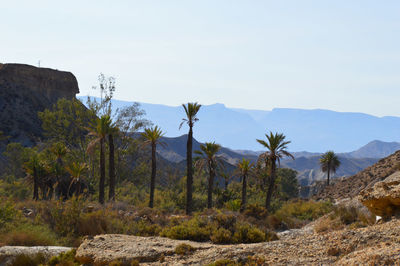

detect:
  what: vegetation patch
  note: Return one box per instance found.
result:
[174,243,196,255]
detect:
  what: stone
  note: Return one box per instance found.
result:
[0,246,72,266]
[360,171,400,217]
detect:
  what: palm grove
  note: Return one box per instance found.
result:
[0,74,340,215]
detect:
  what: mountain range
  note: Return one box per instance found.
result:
[155,134,399,186]
[78,97,400,152]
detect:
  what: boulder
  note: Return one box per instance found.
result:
[360,171,400,217]
[75,234,214,265]
[0,246,72,266]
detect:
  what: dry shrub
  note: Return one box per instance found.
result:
[314,216,343,233]
[77,211,109,236]
[175,243,196,255]
[1,224,58,246]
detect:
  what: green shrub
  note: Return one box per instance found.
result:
[210,228,232,244]
[0,223,58,246]
[274,200,333,228]
[0,201,18,228]
[48,249,79,266]
[243,204,268,219]
[161,216,211,242]
[174,243,196,255]
[11,253,46,266]
[232,223,266,243]
[224,199,241,212]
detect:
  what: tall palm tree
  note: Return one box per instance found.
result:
[257,132,294,210]
[194,142,222,209]
[25,154,47,201]
[66,162,87,196]
[180,102,201,215]
[141,126,166,208]
[319,151,341,185]
[236,158,254,212]
[87,115,112,204]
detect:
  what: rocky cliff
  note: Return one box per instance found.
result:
[0,63,79,145]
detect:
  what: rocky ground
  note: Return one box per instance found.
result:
[75,217,400,265]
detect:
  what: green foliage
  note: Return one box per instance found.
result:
[174,243,196,255]
[0,223,58,246]
[275,200,333,228]
[0,201,18,228]
[10,253,46,266]
[232,223,265,243]
[48,249,79,266]
[161,216,211,242]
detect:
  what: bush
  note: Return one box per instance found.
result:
[0,224,58,246]
[274,200,333,228]
[210,228,232,244]
[232,223,266,243]
[0,201,19,228]
[48,249,79,266]
[161,216,211,242]
[11,253,46,266]
[174,243,196,255]
[243,204,268,219]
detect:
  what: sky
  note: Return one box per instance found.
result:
[2,0,400,117]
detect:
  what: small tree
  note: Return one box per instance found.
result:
[319,151,341,185]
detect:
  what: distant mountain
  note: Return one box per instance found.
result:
[342,140,400,159]
[78,97,400,152]
[148,135,398,186]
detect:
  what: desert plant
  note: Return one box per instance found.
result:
[235,158,254,212]
[175,243,196,255]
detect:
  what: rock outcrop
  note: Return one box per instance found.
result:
[0,63,79,145]
[360,171,400,217]
[75,219,400,265]
[0,246,72,266]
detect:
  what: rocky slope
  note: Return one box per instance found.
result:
[74,218,400,265]
[0,63,79,146]
[315,150,400,200]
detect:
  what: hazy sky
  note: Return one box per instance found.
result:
[2,1,400,117]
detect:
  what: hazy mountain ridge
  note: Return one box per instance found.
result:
[78,97,400,152]
[155,134,398,186]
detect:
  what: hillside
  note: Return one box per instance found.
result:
[315,150,400,200]
[79,97,400,152]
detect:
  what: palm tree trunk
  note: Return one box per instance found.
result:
[265,161,276,211]
[207,164,214,209]
[33,168,39,201]
[327,169,330,186]
[186,127,193,215]
[240,174,247,212]
[149,143,156,208]
[99,138,105,204]
[108,134,115,201]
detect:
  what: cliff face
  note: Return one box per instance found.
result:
[0,63,79,145]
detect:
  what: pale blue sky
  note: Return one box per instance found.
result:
[2,0,400,116]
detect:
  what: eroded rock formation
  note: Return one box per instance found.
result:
[0,63,79,145]
[360,171,400,217]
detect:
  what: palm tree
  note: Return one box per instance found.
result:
[87,114,112,204]
[194,142,222,209]
[319,151,341,185]
[141,126,166,208]
[236,158,254,212]
[66,162,87,196]
[25,154,47,201]
[257,132,294,210]
[180,102,201,215]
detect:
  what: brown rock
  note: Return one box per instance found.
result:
[0,63,80,145]
[360,171,400,217]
